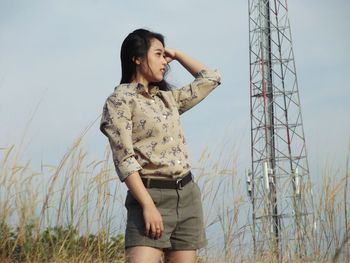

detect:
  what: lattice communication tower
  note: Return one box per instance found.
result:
[247,0,314,260]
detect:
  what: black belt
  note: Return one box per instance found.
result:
[141,172,193,189]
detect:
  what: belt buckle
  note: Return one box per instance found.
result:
[176,178,183,190]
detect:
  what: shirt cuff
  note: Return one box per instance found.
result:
[116,156,142,182]
[194,69,221,84]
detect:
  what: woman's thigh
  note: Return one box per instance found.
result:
[164,250,196,263]
[125,246,163,263]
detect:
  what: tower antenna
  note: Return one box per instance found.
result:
[248,0,314,260]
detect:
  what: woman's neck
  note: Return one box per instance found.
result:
[132,73,149,92]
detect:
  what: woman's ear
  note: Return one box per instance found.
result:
[133,56,142,65]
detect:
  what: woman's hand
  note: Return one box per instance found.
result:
[164,48,209,76]
[143,203,164,240]
[164,47,177,63]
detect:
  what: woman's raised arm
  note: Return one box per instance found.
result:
[164,48,210,76]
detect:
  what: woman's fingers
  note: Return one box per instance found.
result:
[157,221,164,239]
[150,221,163,239]
[164,47,177,63]
[150,223,157,239]
[154,220,164,239]
[144,222,151,236]
[155,228,161,239]
[147,224,156,239]
[143,204,164,239]
[164,47,176,58]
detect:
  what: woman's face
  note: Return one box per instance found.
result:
[136,38,167,84]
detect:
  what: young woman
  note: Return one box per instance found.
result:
[100,29,221,263]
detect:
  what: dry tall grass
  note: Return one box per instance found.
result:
[0,132,349,262]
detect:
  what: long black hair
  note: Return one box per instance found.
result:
[119,28,171,91]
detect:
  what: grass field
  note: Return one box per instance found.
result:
[0,134,349,262]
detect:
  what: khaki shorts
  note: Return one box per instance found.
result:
[124,180,207,250]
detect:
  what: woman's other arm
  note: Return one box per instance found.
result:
[125,172,164,240]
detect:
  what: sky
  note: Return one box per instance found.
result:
[0,0,349,184]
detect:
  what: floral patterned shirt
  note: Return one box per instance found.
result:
[100,69,221,182]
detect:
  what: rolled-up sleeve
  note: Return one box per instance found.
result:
[171,69,221,114]
[100,95,142,182]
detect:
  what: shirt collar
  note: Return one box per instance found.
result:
[134,83,160,97]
